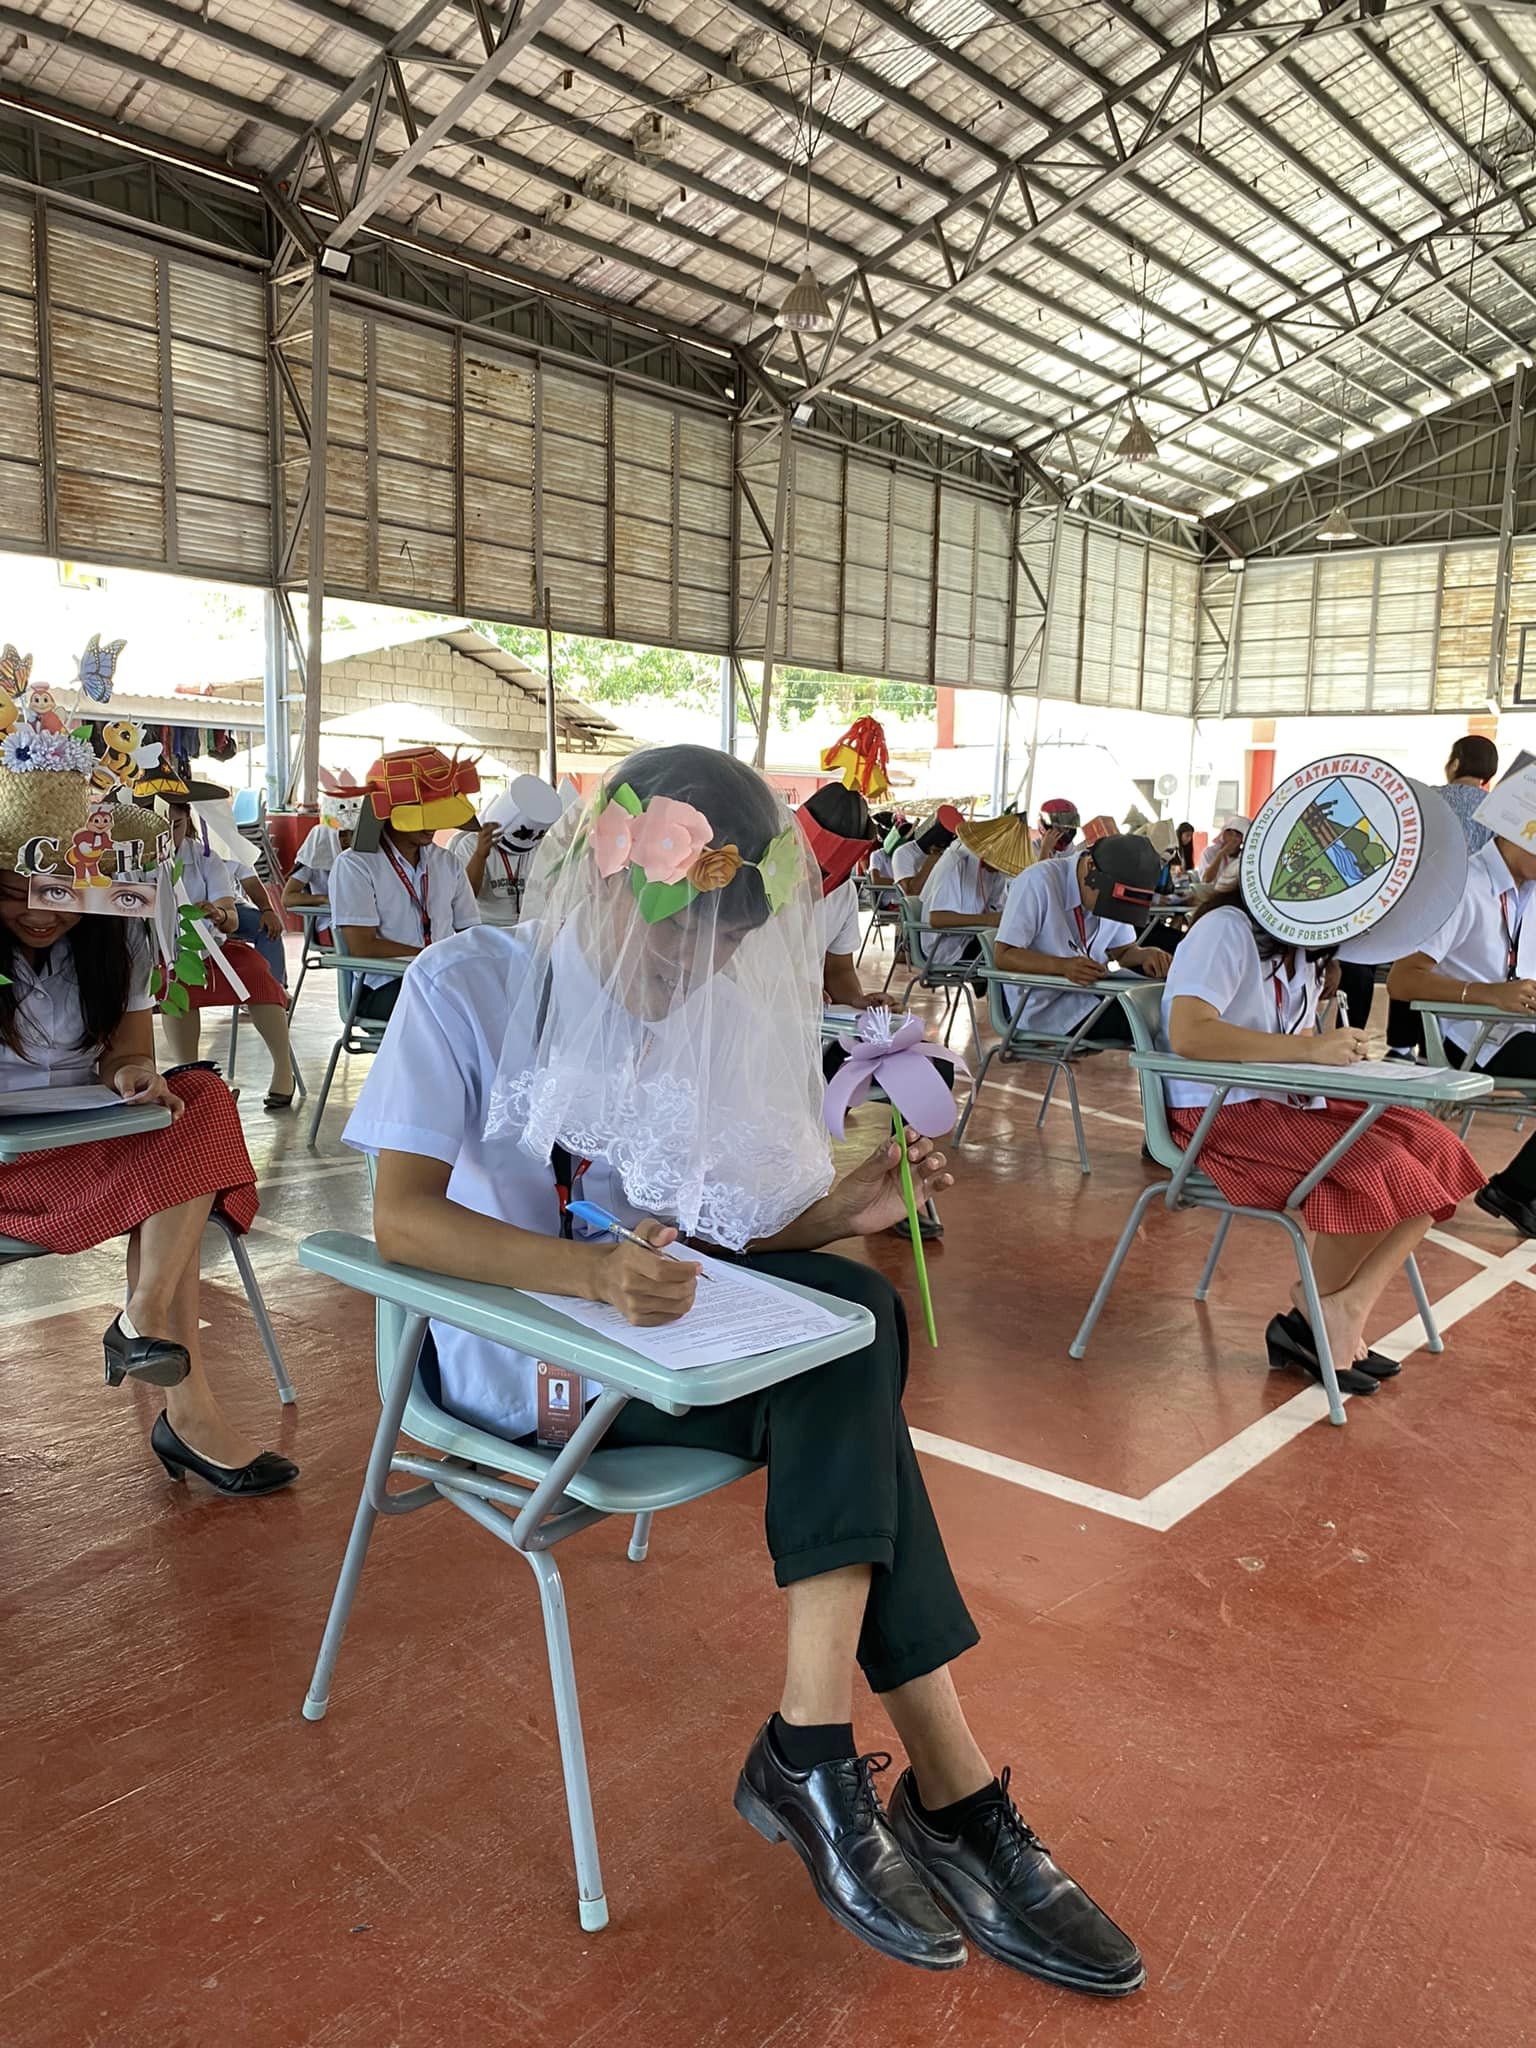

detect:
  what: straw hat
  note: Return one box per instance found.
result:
[0,765,95,868]
[957,811,1034,877]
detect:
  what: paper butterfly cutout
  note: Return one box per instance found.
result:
[0,645,32,697]
[76,634,127,704]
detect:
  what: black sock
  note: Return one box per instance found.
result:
[912,1778,1006,1833]
[769,1713,856,1772]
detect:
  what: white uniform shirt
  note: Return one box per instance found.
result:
[996,857,1134,1033]
[816,879,862,960]
[173,839,237,906]
[869,848,894,884]
[1418,839,1536,1065]
[1199,843,1241,890]
[0,934,154,1095]
[891,841,925,888]
[330,841,480,988]
[1160,906,1322,1110]
[920,844,1007,965]
[448,829,535,927]
[344,925,645,1441]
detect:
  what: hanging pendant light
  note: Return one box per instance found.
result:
[1319,503,1359,542]
[1116,407,1157,462]
[775,263,834,333]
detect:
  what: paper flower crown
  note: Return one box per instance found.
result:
[579,780,803,924]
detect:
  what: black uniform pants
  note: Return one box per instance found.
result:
[443,1252,979,1696]
[1445,1031,1536,1198]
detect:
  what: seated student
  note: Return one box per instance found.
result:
[1171,821,1198,881]
[449,773,564,927]
[867,810,898,886]
[346,744,1142,1992]
[798,781,881,1009]
[921,812,1031,968]
[1388,771,1536,1238]
[1386,734,1500,1060]
[329,747,481,1024]
[892,807,959,897]
[281,804,359,943]
[138,770,296,1112]
[0,756,295,1496]
[1162,886,1484,1394]
[995,834,1169,1043]
[1197,815,1249,889]
[1034,797,1080,861]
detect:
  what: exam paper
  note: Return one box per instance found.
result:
[1334,1059,1460,1082]
[525,1248,863,1371]
[0,1083,124,1117]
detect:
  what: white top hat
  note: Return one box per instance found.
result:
[485,773,563,847]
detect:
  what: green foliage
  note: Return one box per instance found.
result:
[469,620,935,731]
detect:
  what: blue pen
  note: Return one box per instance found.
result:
[565,1199,711,1280]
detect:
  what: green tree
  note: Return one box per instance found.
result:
[470,620,933,729]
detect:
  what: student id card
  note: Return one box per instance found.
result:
[535,1361,579,1449]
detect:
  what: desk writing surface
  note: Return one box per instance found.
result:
[0,1101,173,1160]
[1129,1051,1493,1105]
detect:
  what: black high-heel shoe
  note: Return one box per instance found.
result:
[150,1413,299,1497]
[1264,1313,1379,1395]
[1282,1307,1400,1380]
[103,1316,190,1389]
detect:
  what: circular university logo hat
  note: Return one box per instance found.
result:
[1241,756,1467,963]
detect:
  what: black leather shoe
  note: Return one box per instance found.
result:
[151,1413,298,1497]
[734,1724,966,1970]
[103,1315,190,1389]
[1281,1308,1399,1379]
[889,1768,1144,1996]
[1476,1180,1536,1240]
[1264,1313,1378,1395]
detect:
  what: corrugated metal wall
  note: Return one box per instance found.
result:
[735,431,1016,692]
[1225,540,1536,715]
[0,199,269,581]
[1040,516,1201,715]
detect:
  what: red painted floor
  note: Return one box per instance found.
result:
[4,974,1535,2046]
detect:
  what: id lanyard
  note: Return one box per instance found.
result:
[495,846,524,908]
[383,840,430,945]
[1071,902,1091,958]
[552,1143,592,1236]
[1270,957,1310,1035]
[1499,892,1521,981]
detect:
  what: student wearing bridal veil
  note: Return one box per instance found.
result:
[345,744,1141,1994]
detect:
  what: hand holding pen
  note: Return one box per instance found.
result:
[569,1199,706,1328]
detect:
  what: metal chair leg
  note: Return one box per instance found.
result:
[303,1314,427,1720]
[226,1009,240,1083]
[1064,1063,1090,1175]
[210,1211,295,1403]
[628,1511,653,1562]
[1194,1213,1233,1302]
[953,1044,1000,1144]
[526,1546,609,1931]
[1069,1182,1163,1358]
[1035,1059,1062,1129]
[1284,1223,1347,1427]
[1405,1252,1443,1353]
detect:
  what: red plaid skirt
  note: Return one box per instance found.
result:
[0,1067,258,1253]
[158,941,288,1013]
[1169,1097,1485,1235]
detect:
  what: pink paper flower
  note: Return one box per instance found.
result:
[629,796,713,886]
[590,802,635,877]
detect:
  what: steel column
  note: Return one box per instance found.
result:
[261,589,290,814]
[304,272,330,808]
[1488,364,1527,707]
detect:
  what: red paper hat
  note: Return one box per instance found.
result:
[365,746,480,831]
[820,716,890,800]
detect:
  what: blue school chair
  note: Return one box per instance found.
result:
[1068,984,1489,1427]
[305,955,409,1150]
[0,1104,294,1405]
[954,936,1162,1168]
[883,893,981,1049]
[1413,1000,1536,1139]
[296,1228,874,1932]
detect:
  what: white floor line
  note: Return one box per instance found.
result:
[1425,1226,1500,1268]
[915,1238,1536,1531]
[973,1074,1145,1131]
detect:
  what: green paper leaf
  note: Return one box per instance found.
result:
[630,860,647,903]
[175,950,207,985]
[609,782,643,817]
[636,878,698,924]
[161,982,189,1016]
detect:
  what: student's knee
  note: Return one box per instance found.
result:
[761,1252,910,1397]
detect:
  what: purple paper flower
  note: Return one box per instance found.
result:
[824,1004,969,1140]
